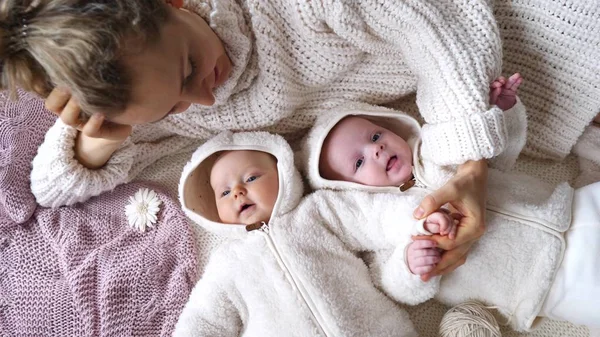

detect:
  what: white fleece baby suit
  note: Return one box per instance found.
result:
[175,131,440,336]
[301,102,575,332]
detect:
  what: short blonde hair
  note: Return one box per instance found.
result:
[0,0,168,117]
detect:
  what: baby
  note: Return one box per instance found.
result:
[301,75,600,330]
[174,131,445,336]
[318,74,522,272]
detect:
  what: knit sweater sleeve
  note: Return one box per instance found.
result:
[312,189,439,305]
[30,120,199,207]
[314,0,504,165]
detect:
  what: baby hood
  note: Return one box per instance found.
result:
[300,102,431,192]
[179,131,304,239]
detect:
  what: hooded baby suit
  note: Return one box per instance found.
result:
[175,131,441,337]
[301,102,573,332]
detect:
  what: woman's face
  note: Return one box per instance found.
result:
[113,6,232,125]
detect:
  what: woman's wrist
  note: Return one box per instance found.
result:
[74,131,123,169]
[457,159,488,178]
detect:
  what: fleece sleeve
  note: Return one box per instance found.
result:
[173,255,242,337]
[311,189,439,305]
[30,120,199,207]
[317,0,506,165]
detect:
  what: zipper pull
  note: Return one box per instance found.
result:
[259,221,269,234]
[245,221,269,233]
[399,174,416,192]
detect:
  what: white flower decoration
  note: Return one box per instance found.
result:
[125,188,162,232]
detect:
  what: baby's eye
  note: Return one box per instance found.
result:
[246,176,257,183]
[355,158,364,170]
[221,190,230,197]
[371,132,381,142]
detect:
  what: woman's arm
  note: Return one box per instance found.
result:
[413,159,488,281]
[32,89,201,207]
[316,0,504,165]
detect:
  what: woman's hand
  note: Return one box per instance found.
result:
[45,87,132,169]
[412,159,488,281]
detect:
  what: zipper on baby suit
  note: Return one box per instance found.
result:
[246,221,331,337]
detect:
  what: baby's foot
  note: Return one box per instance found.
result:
[490,73,522,111]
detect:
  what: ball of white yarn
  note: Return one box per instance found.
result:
[439,301,501,337]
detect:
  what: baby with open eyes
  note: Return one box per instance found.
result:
[301,74,600,331]
[174,130,443,336]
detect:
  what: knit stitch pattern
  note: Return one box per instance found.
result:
[494,0,600,160]
[0,182,198,337]
[31,0,506,207]
[0,89,56,223]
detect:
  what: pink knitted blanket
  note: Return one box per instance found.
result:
[0,90,198,336]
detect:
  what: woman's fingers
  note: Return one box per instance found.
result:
[420,241,473,281]
[81,113,105,138]
[431,241,472,274]
[44,88,71,115]
[413,183,457,219]
[414,215,484,250]
[60,98,86,129]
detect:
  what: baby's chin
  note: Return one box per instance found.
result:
[387,171,413,187]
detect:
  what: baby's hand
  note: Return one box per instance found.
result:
[424,210,456,239]
[489,73,522,111]
[407,240,441,275]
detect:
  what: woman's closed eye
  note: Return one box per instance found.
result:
[371,132,381,142]
[183,57,197,87]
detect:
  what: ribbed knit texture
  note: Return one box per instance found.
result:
[0,89,56,223]
[494,0,600,160]
[0,182,198,337]
[31,0,507,207]
[0,91,199,336]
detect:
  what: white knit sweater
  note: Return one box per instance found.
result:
[175,131,438,336]
[31,0,507,207]
[492,0,600,161]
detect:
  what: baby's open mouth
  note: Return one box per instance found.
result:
[239,203,255,213]
[386,156,397,171]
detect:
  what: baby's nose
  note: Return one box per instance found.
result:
[232,186,246,197]
[372,143,384,157]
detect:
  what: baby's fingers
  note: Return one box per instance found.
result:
[506,73,523,91]
[409,239,437,250]
[415,254,441,266]
[411,264,436,276]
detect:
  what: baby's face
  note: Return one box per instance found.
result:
[320,116,413,186]
[210,151,279,225]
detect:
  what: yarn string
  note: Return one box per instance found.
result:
[439,301,502,337]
